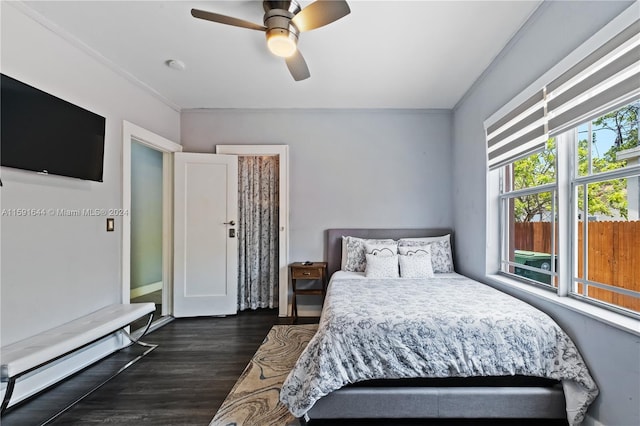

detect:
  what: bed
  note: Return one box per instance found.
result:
[280,228,598,425]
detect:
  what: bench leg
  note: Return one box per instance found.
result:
[123,311,156,348]
[2,312,159,424]
[1,377,16,413]
[39,316,159,425]
[119,310,158,358]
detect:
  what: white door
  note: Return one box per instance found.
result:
[173,153,238,317]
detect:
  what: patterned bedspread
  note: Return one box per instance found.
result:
[280,274,598,425]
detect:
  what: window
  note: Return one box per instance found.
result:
[487,7,639,320]
[498,103,640,317]
[499,138,559,289]
[571,104,640,314]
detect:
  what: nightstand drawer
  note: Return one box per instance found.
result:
[291,267,323,279]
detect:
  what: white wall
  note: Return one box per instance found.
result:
[181,108,453,261]
[452,1,638,425]
[0,2,179,401]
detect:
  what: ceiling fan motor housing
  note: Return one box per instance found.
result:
[191,0,349,80]
[263,1,301,15]
[263,1,301,57]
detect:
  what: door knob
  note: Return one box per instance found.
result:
[224,220,236,226]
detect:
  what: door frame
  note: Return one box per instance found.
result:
[122,121,182,316]
[216,145,290,317]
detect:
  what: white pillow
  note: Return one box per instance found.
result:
[398,235,453,273]
[365,253,399,278]
[364,240,398,257]
[399,253,434,278]
[342,237,398,272]
[398,244,431,257]
[398,246,431,256]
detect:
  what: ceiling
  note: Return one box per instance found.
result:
[19,1,542,110]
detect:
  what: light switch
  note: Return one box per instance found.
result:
[106,218,115,232]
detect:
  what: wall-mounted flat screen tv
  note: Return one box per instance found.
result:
[1,73,106,182]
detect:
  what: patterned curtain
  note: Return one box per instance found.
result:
[238,155,279,311]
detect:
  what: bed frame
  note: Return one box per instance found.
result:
[304,228,566,421]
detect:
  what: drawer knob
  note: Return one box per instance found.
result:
[302,272,311,275]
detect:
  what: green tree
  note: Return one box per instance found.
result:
[513,139,556,222]
[576,138,628,219]
[512,103,638,222]
[593,104,639,161]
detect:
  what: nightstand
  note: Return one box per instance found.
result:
[289,262,328,320]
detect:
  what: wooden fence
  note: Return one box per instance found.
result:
[514,221,640,312]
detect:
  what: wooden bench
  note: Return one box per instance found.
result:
[1,303,157,414]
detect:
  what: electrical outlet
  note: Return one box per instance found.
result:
[106,218,115,232]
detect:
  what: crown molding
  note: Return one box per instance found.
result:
[10,1,182,113]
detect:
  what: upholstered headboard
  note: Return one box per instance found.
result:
[325,228,454,278]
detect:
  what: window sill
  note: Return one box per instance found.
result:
[486,274,640,337]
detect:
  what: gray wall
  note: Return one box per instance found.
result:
[181,108,453,261]
[0,3,180,346]
[130,142,163,290]
[452,1,638,425]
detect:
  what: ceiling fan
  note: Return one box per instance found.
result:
[191,0,350,81]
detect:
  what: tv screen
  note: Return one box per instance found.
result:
[1,73,106,182]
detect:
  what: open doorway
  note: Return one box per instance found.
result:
[216,145,290,317]
[122,121,182,332]
[129,141,163,327]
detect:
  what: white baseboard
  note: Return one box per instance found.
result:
[130,281,162,299]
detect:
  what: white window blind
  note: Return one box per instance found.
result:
[486,89,548,169]
[486,16,640,170]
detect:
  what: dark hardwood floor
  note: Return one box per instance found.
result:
[3,309,288,426]
[2,310,567,426]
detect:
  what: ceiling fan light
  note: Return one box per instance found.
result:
[266,30,297,57]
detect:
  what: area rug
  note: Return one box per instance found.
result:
[210,324,318,426]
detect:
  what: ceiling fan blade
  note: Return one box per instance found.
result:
[291,0,350,32]
[285,50,310,81]
[191,9,266,32]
